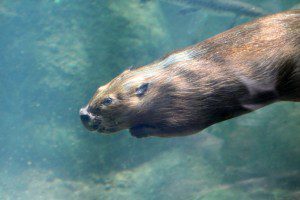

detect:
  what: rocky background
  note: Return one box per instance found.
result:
[0,0,300,199]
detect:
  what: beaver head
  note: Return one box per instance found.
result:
[79,67,152,133]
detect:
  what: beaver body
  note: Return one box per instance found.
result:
[80,10,300,138]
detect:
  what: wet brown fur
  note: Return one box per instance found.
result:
[86,10,300,138]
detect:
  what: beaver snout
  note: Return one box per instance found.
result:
[79,106,101,131]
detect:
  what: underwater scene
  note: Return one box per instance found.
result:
[1,0,300,199]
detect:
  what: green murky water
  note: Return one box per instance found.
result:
[1,0,300,199]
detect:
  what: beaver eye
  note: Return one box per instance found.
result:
[102,97,113,106]
[136,83,149,97]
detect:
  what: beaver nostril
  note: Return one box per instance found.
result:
[79,107,101,131]
[80,113,90,124]
[79,107,90,122]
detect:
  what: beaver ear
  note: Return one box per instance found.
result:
[136,83,149,97]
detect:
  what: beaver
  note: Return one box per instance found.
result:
[80,10,300,138]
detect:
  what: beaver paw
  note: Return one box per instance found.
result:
[129,125,159,138]
[129,126,149,138]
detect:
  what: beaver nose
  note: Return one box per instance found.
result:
[79,107,101,131]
